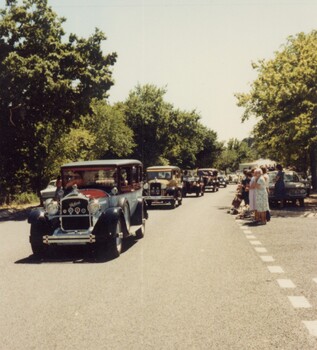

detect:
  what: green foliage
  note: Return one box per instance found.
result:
[124,84,222,169]
[12,192,38,205]
[215,138,255,172]
[236,31,317,178]
[0,0,116,195]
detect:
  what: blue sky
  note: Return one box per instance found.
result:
[3,0,317,142]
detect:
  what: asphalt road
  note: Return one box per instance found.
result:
[1,187,317,349]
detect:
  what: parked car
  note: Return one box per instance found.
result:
[28,160,147,258]
[197,168,219,192]
[143,165,183,208]
[268,170,307,207]
[228,174,239,184]
[218,176,227,188]
[182,170,205,197]
[40,179,57,205]
[297,174,311,197]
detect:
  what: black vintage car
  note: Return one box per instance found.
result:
[28,160,147,259]
[218,176,227,188]
[197,168,219,192]
[182,170,204,197]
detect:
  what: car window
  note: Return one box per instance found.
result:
[147,171,172,180]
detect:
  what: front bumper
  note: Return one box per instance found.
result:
[42,228,95,245]
[144,195,175,202]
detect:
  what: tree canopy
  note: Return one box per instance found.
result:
[0,0,117,198]
[236,31,317,185]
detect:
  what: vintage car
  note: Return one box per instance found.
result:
[28,160,147,258]
[268,170,307,207]
[182,170,205,197]
[143,165,183,208]
[39,179,57,205]
[218,176,227,188]
[197,168,219,192]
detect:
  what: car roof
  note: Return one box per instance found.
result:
[198,168,218,171]
[61,159,142,168]
[146,165,180,171]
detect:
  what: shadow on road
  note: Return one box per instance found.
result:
[0,206,37,222]
[15,236,138,264]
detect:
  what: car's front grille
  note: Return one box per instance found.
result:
[61,197,90,230]
[150,183,162,196]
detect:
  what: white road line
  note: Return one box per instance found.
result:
[246,235,256,239]
[267,266,284,273]
[243,230,252,234]
[260,256,275,262]
[276,279,296,288]
[250,240,262,245]
[303,321,317,337]
[288,296,311,308]
[255,247,267,253]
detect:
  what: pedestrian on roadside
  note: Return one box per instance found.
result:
[260,165,271,221]
[241,169,250,207]
[274,164,285,208]
[248,168,257,221]
[254,168,270,225]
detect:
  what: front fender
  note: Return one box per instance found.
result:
[28,208,47,225]
[93,207,128,241]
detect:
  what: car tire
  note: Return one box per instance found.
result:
[108,219,123,258]
[170,200,176,209]
[30,224,47,258]
[299,198,305,207]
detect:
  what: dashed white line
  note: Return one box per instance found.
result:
[243,230,252,234]
[255,247,267,253]
[276,279,296,288]
[260,255,275,262]
[250,240,262,245]
[267,266,284,273]
[246,235,256,239]
[288,296,311,309]
[303,321,317,337]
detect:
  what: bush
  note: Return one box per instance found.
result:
[12,192,39,205]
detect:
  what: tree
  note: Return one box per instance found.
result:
[236,31,317,187]
[0,0,117,199]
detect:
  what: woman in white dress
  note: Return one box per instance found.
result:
[254,168,270,224]
[248,168,257,220]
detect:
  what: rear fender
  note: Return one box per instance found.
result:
[131,198,148,225]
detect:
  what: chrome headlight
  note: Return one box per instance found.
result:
[46,200,59,215]
[161,183,167,189]
[143,183,149,190]
[88,199,100,215]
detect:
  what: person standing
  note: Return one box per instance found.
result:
[274,164,285,208]
[254,168,270,224]
[248,168,257,221]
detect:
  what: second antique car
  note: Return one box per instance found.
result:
[143,165,183,208]
[182,170,205,197]
[218,175,227,188]
[268,170,307,207]
[28,159,147,259]
[197,168,219,192]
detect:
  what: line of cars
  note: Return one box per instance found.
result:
[31,161,229,259]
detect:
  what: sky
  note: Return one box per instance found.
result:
[3,0,317,142]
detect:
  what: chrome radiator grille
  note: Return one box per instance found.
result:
[150,183,162,196]
[61,197,90,230]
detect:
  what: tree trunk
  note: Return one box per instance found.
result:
[310,144,317,190]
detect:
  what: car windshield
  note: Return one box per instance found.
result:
[268,172,299,183]
[62,167,118,189]
[147,171,172,180]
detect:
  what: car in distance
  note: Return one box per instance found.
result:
[197,168,219,192]
[28,160,147,259]
[268,170,307,207]
[218,176,227,188]
[182,170,204,197]
[143,165,183,208]
[39,179,57,205]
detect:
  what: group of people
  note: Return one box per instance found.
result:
[230,164,285,225]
